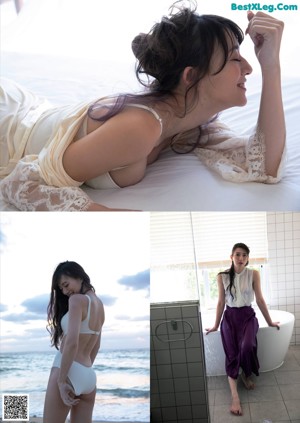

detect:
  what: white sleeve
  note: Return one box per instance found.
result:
[0,157,92,211]
[194,120,285,184]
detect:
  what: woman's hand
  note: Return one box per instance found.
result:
[269,321,280,330]
[58,381,80,407]
[246,11,284,71]
[205,326,218,335]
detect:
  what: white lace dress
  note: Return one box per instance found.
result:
[0,79,92,211]
[0,80,285,211]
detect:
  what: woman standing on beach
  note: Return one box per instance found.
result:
[206,243,280,416]
[44,261,105,423]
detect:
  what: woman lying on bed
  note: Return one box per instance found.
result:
[0,2,285,211]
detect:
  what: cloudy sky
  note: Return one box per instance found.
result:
[0,212,150,352]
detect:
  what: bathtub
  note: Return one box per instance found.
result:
[201,309,295,376]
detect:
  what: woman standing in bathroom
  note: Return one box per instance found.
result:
[206,243,280,416]
[43,261,105,423]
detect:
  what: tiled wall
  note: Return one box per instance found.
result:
[267,212,300,345]
[151,301,209,423]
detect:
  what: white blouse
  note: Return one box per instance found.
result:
[221,267,255,308]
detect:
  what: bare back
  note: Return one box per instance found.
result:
[60,293,105,366]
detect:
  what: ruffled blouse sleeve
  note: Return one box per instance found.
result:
[193,120,285,183]
[0,156,92,211]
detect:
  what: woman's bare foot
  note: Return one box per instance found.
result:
[230,396,243,415]
[241,372,255,390]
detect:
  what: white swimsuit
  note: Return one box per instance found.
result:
[52,295,101,396]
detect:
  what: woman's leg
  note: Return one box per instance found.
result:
[241,371,255,390]
[220,311,240,379]
[221,308,245,415]
[228,376,243,416]
[70,388,97,423]
[240,314,259,388]
[43,367,71,423]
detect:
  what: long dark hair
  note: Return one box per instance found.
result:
[88,1,244,153]
[219,243,250,300]
[47,261,95,349]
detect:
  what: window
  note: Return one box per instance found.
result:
[199,264,269,309]
[150,212,199,302]
[150,212,269,306]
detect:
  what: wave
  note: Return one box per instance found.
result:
[96,387,149,399]
[93,364,148,373]
[0,386,45,394]
[0,367,24,373]
[0,387,150,397]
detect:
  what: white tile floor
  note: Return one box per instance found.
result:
[207,345,300,423]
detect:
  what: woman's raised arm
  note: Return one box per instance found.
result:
[246,11,285,178]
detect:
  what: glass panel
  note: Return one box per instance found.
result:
[151,264,199,303]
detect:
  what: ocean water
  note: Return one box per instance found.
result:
[0,349,149,422]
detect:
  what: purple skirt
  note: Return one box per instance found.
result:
[220,305,259,379]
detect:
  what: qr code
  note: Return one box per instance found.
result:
[2,394,29,421]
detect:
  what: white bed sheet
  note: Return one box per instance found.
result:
[1,51,299,211]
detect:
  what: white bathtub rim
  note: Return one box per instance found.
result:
[203,309,295,376]
[201,308,295,333]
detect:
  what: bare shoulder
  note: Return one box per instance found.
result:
[252,269,260,278]
[95,295,105,324]
[89,107,161,145]
[217,273,223,282]
[118,106,162,143]
[96,295,104,305]
[96,296,105,311]
[68,294,86,308]
[252,269,261,286]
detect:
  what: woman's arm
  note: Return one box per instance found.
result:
[57,296,82,383]
[206,274,225,334]
[246,11,285,177]
[57,295,83,405]
[253,269,280,329]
